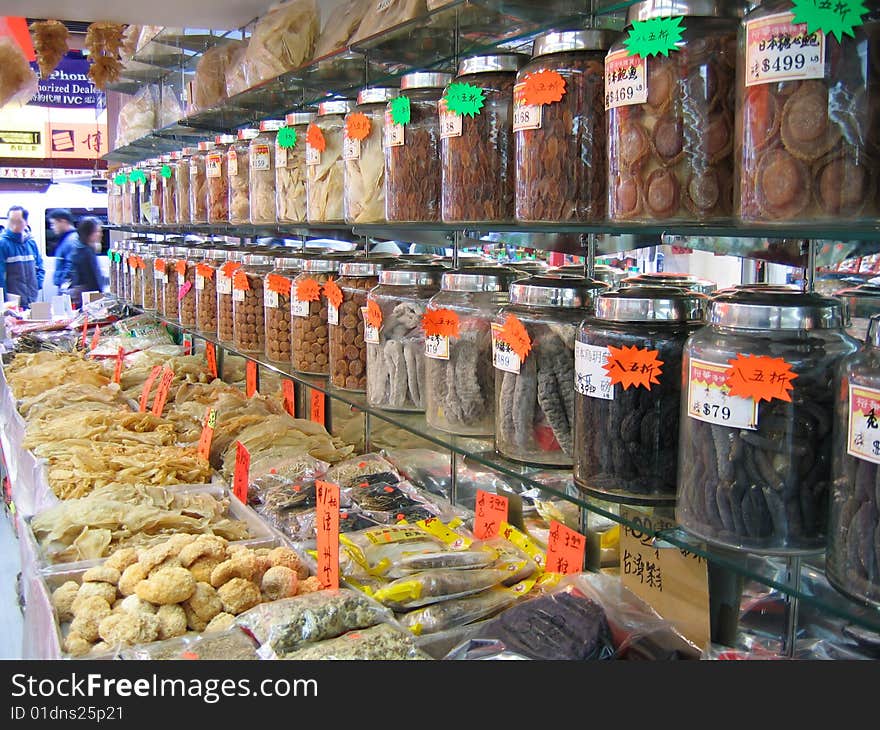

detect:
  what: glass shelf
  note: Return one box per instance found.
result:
[153,28,245,53]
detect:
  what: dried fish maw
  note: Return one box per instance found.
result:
[644,168,680,218]
[30,19,69,79]
[781,81,841,162]
[645,59,674,115]
[755,148,810,220]
[742,85,780,152]
[815,154,872,216]
[651,114,684,165]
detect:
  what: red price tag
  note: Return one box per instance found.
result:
[197,408,217,461]
[316,479,340,590]
[112,347,125,384]
[604,345,664,391]
[182,335,192,356]
[205,341,218,379]
[282,379,295,416]
[150,367,175,417]
[322,277,343,310]
[246,360,258,398]
[474,489,508,540]
[422,308,460,338]
[546,520,586,575]
[345,112,372,141]
[178,280,193,301]
[724,354,798,403]
[138,365,162,412]
[310,390,325,426]
[498,314,532,362]
[80,316,88,349]
[233,441,250,503]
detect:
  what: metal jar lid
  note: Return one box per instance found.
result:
[198,140,215,151]
[318,100,355,116]
[380,263,447,287]
[532,29,616,57]
[202,248,227,259]
[185,247,205,260]
[401,71,453,90]
[215,134,236,145]
[457,53,529,76]
[242,252,272,266]
[357,87,397,105]
[182,146,198,156]
[834,283,880,323]
[441,266,519,293]
[627,0,738,23]
[510,275,608,308]
[273,255,305,270]
[172,246,190,258]
[339,260,387,277]
[285,111,316,126]
[259,120,284,132]
[302,254,349,273]
[622,271,717,294]
[237,128,259,141]
[509,260,548,274]
[710,290,844,330]
[595,286,708,322]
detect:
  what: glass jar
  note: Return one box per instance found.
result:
[385,72,452,222]
[515,30,613,223]
[736,0,880,222]
[129,243,144,308]
[441,54,527,223]
[827,314,880,607]
[177,246,201,327]
[175,147,194,224]
[151,246,170,316]
[249,120,283,224]
[150,160,163,226]
[195,246,226,334]
[307,100,354,223]
[190,141,213,224]
[291,255,346,375]
[140,244,159,312]
[163,246,189,321]
[621,271,717,295]
[217,249,243,344]
[108,241,121,295]
[607,1,738,222]
[329,260,385,391]
[233,252,272,354]
[121,169,137,225]
[207,135,234,224]
[367,264,446,411]
[495,275,608,467]
[834,284,880,342]
[138,161,156,226]
[161,154,177,225]
[264,254,303,364]
[676,290,859,553]
[553,263,627,289]
[108,174,123,225]
[425,266,520,435]
[574,286,708,502]
[344,87,397,224]
[276,112,315,224]
[229,128,258,224]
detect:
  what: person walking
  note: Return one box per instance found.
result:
[0,206,45,307]
[68,217,105,308]
[48,208,79,290]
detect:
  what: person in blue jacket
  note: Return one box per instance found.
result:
[49,208,79,290]
[68,217,106,308]
[0,206,44,307]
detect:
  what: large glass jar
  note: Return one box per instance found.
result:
[129,244,145,308]
[161,154,177,225]
[367,264,446,411]
[307,100,354,223]
[108,241,121,295]
[736,0,880,222]
[175,147,194,224]
[140,244,159,312]
[329,260,385,391]
[621,272,717,295]
[276,112,314,224]
[425,266,520,435]
[676,290,859,553]
[233,252,272,355]
[515,30,613,223]
[575,286,708,502]
[607,2,738,222]
[264,254,303,364]
[152,246,170,316]
[344,86,396,224]
[385,72,452,222]
[217,249,243,344]
[828,315,880,607]
[149,160,163,226]
[249,120,283,224]
[291,255,346,375]
[207,135,234,224]
[190,141,213,224]
[834,284,880,342]
[495,275,607,467]
[121,169,137,225]
[195,246,226,334]
[229,128,258,224]
[163,246,188,321]
[177,246,201,327]
[441,54,527,223]
[553,263,627,289]
[108,175,123,226]
[138,161,157,226]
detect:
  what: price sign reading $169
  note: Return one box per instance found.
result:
[604,49,647,110]
[687,358,758,430]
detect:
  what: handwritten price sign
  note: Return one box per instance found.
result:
[604,345,664,390]
[546,521,586,575]
[150,367,175,417]
[724,353,797,403]
[197,408,217,461]
[138,365,162,412]
[233,441,250,503]
[316,480,340,589]
[474,490,508,540]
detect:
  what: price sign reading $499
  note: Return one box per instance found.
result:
[745,11,825,86]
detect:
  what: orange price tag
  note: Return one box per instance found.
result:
[422,308,460,338]
[498,314,532,361]
[345,112,372,141]
[266,273,291,297]
[220,261,241,278]
[474,490,508,540]
[112,347,125,384]
[154,258,166,274]
[246,360,258,398]
[138,365,162,412]
[724,353,798,403]
[523,69,567,105]
[546,520,586,575]
[137,256,146,269]
[323,277,343,310]
[603,345,664,390]
[310,390,325,426]
[175,260,186,276]
[232,270,250,291]
[197,408,217,461]
[296,278,322,303]
[233,441,250,503]
[90,324,101,352]
[364,299,383,330]
[205,341,218,379]
[196,263,215,280]
[315,479,340,590]
[80,316,88,348]
[127,255,138,269]
[306,123,326,152]
[282,379,295,416]
[151,367,175,417]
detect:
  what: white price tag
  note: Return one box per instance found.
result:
[512,82,541,132]
[848,384,880,464]
[361,307,379,344]
[177,273,185,286]
[574,341,614,400]
[217,275,231,295]
[195,274,205,291]
[327,303,339,326]
[687,358,759,429]
[604,49,648,110]
[492,323,521,374]
[343,136,361,160]
[291,298,310,318]
[306,145,321,166]
[385,122,404,148]
[227,150,238,177]
[275,144,288,168]
[251,144,271,171]
[439,111,462,139]
[264,289,279,308]
[206,153,223,178]
[745,12,825,87]
[154,269,166,282]
[233,288,245,302]
[425,334,450,360]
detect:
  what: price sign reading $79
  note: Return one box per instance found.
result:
[687,358,758,430]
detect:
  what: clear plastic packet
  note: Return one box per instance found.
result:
[236,589,392,656]
[372,567,516,610]
[382,448,451,498]
[325,453,400,488]
[280,623,430,660]
[121,628,260,660]
[225,43,250,97]
[242,0,318,88]
[350,0,427,43]
[158,86,184,128]
[114,85,157,148]
[313,0,372,57]
[188,40,245,113]
[400,586,521,635]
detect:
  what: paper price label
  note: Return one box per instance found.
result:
[425,334,450,360]
[575,341,614,400]
[264,289,279,308]
[745,11,825,87]
[154,269,166,282]
[151,367,175,417]
[251,144,271,171]
[310,390,325,426]
[605,49,648,110]
[343,136,361,161]
[546,521,586,575]
[275,144,288,167]
[327,303,339,326]
[491,323,520,374]
[197,408,217,461]
[233,288,245,302]
[233,441,249,503]
[216,274,231,295]
[227,149,238,177]
[361,307,379,344]
[177,272,185,286]
[206,342,218,379]
[385,120,404,147]
[474,490,508,540]
[112,347,125,385]
[282,379,295,416]
[138,365,162,412]
[206,153,223,178]
[439,110,462,139]
[316,480,340,590]
[512,83,541,132]
[848,384,880,464]
[195,274,205,291]
[178,281,193,301]
[291,298,310,318]
[305,145,321,166]
[246,360,258,398]
[687,357,759,429]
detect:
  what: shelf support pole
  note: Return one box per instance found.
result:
[782,555,802,657]
[805,239,817,293]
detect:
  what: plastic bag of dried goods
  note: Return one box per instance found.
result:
[313,0,372,58]
[114,85,157,148]
[189,40,245,113]
[350,0,427,44]
[224,42,250,97]
[325,452,400,488]
[242,0,318,88]
[400,586,521,635]
[371,567,518,610]
[281,623,430,659]
[157,86,184,128]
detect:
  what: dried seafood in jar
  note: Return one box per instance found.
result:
[276,113,313,223]
[208,135,233,224]
[307,101,353,223]
[229,129,257,225]
[250,121,282,224]
[329,261,383,391]
[189,142,212,224]
[344,87,396,224]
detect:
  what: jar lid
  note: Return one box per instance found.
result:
[285,111,316,126]
[398,253,441,263]
[379,263,446,287]
[302,253,350,272]
[273,255,305,270]
[259,120,284,132]
[237,128,259,140]
[318,100,355,116]
[339,260,388,277]
[202,248,227,259]
[509,260,548,274]
[714,283,801,296]
[709,290,844,330]
[441,266,520,293]
[595,286,708,322]
[458,53,529,76]
[626,0,738,23]
[357,86,397,105]
[160,154,172,162]
[401,71,453,90]
[244,252,273,266]
[172,246,190,257]
[622,271,717,294]
[215,134,235,145]
[510,274,608,308]
[835,282,880,299]
[532,29,616,57]
[198,140,215,151]
[182,146,198,156]
[185,247,205,260]
[169,151,181,160]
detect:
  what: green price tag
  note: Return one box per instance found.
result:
[129,170,147,184]
[277,126,298,149]
[792,0,868,41]
[113,173,126,186]
[444,82,485,117]
[160,164,172,179]
[390,96,411,126]
[624,16,685,58]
